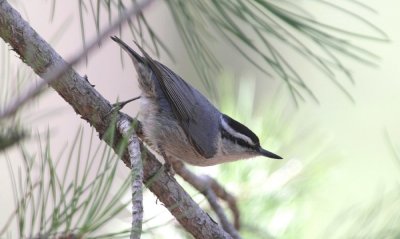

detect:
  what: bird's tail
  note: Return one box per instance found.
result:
[111,36,143,63]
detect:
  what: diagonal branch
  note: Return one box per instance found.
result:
[0,0,232,238]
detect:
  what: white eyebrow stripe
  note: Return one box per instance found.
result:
[220,116,255,146]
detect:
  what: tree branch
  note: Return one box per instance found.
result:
[0,0,232,238]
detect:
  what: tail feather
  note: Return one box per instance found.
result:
[111,36,143,63]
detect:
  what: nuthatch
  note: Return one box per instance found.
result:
[111,36,282,167]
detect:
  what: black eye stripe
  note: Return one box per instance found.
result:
[220,114,261,150]
[221,114,260,145]
[220,127,259,150]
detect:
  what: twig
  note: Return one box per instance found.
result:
[204,188,241,239]
[116,120,143,239]
[0,0,155,119]
[207,175,241,229]
[172,161,241,239]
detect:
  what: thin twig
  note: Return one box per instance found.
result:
[116,119,143,239]
[204,188,240,239]
[208,175,241,229]
[0,0,155,119]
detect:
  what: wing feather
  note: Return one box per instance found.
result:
[134,42,218,158]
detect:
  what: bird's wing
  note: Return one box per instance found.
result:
[134,43,218,158]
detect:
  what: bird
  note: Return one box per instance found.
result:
[111,36,282,167]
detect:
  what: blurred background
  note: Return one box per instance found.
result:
[1,0,400,238]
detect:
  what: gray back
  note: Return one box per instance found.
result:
[112,36,221,158]
[156,63,221,158]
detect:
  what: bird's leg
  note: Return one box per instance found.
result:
[112,96,141,110]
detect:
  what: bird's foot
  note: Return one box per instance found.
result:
[111,96,141,111]
[164,162,175,176]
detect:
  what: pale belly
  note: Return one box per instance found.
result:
[138,97,253,166]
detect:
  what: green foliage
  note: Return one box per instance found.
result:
[167,0,388,104]
[0,128,133,238]
[324,194,400,239]
[75,0,173,64]
[70,0,388,103]
[320,132,400,239]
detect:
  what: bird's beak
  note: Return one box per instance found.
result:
[259,147,283,159]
